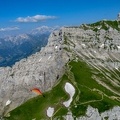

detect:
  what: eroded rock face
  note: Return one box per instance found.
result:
[0,29,69,115]
[63,106,120,120]
[63,25,120,95]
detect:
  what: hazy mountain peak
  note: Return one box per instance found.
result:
[31,26,59,35]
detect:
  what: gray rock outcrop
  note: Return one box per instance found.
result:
[118,13,120,21]
[63,106,120,120]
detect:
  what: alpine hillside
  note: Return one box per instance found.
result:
[0,20,120,120]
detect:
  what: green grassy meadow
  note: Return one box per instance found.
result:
[5,60,120,120]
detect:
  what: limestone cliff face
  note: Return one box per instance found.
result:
[0,29,69,115]
[63,25,120,70]
[63,25,120,96]
[0,20,120,116]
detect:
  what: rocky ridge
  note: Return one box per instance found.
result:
[63,21,120,96]
[0,20,120,119]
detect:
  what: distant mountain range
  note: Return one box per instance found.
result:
[0,26,58,67]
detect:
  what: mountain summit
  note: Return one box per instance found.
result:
[0,20,120,120]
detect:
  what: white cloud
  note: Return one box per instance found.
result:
[0,27,19,32]
[15,14,57,23]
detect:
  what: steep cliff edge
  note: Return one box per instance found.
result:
[0,20,120,119]
[0,29,70,116]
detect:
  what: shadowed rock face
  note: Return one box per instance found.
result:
[0,20,120,116]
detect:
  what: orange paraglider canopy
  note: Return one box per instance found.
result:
[31,88,45,97]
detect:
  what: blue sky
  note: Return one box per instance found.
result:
[0,0,120,36]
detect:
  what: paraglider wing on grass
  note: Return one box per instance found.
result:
[31,88,45,97]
